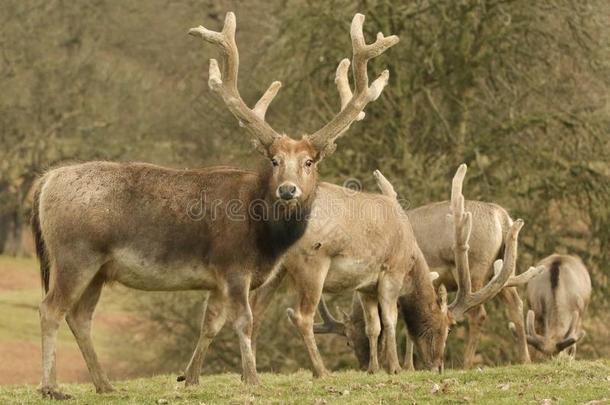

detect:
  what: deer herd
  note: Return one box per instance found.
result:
[29,12,593,400]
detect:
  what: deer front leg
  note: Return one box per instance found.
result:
[358,292,381,374]
[403,333,415,371]
[250,266,287,358]
[500,287,531,364]
[378,271,402,374]
[286,259,330,378]
[182,287,228,386]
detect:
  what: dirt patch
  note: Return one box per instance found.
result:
[0,339,134,386]
[0,262,39,291]
[0,341,88,385]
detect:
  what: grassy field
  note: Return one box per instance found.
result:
[1,359,608,404]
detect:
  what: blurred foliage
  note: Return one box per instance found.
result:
[1,0,608,375]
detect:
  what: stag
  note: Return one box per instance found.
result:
[31,12,396,399]
[248,164,535,376]
[317,190,539,369]
[525,254,591,358]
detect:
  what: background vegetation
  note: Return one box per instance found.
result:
[1,0,608,380]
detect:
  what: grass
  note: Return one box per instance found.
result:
[1,359,609,404]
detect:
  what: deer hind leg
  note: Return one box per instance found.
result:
[358,293,381,374]
[182,287,228,386]
[499,286,531,364]
[378,270,403,374]
[227,275,259,385]
[286,260,330,378]
[39,256,102,400]
[65,273,113,393]
[463,304,487,368]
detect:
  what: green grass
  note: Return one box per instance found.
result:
[1,359,609,404]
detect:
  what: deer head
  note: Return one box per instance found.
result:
[189,12,398,207]
[526,309,585,355]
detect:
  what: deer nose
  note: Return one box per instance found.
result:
[277,183,299,200]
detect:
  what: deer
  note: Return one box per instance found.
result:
[30,12,397,399]
[525,254,591,358]
[246,164,539,376]
[316,185,539,370]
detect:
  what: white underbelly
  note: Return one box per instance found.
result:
[323,256,379,294]
[106,248,216,291]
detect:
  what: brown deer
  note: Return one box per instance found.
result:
[525,254,591,358]
[30,12,397,399]
[247,164,535,376]
[316,183,539,369]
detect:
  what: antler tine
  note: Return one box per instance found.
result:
[314,297,346,335]
[189,12,281,152]
[503,264,546,288]
[448,164,472,318]
[335,59,365,121]
[373,170,397,199]
[308,14,399,158]
[526,310,544,349]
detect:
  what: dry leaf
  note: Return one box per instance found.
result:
[431,383,441,394]
[496,383,510,391]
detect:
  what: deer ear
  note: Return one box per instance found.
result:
[438,284,448,314]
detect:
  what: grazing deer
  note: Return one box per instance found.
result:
[525,254,591,357]
[317,196,538,369]
[30,12,396,399]
[248,165,536,376]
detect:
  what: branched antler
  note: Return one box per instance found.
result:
[448,164,525,321]
[308,14,399,158]
[189,12,281,154]
[314,298,346,336]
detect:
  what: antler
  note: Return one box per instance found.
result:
[308,14,399,158]
[448,164,525,321]
[314,297,346,335]
[189,12,281,154]
[525,310,545,351]
[555,310,585,352]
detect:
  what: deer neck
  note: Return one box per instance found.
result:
[254,169,316,259]
[400,253,444,338]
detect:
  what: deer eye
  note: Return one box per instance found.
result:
[304,159,314,168]
[271,158,279,167]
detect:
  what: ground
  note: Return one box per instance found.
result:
[0,359,609,404]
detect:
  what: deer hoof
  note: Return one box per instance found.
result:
[40,386,72,400]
